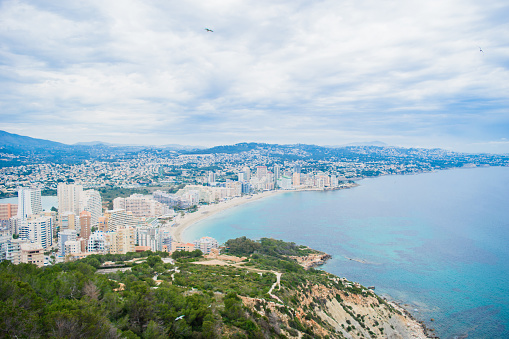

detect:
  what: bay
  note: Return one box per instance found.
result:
[183,166,509,339]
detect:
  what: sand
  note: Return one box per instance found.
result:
[169,190,285,242]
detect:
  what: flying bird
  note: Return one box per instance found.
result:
[479,46,484,53]
[175,315,185,321]
[205,28,213,32]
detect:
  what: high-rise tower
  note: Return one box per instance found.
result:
[16,188,42,219]
[57,183,83,216]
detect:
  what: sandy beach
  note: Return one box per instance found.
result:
[170,190,286,242]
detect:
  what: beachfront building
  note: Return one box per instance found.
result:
[223,181,242,197]
[256,166,268,179]
[193,236,218,254]
[113,194,170,218]
[277,175,293,190]
[152,190,182,209]
[136,227,163,252]
[171,242,195,253]
[273,164,281,181]
[242,166,251,181]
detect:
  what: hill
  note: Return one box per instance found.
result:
[0,130,66,148]
[0,237,433,338]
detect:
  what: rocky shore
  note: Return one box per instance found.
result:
[289,252,333,269]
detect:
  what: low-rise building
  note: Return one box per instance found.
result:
[20,242,44,267]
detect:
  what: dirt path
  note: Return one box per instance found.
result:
[268,271,283,303]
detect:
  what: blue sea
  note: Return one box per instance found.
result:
[183,166,509,338]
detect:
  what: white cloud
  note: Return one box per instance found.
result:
[0,0,508,152]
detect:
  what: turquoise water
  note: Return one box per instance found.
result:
[183,167,509,338]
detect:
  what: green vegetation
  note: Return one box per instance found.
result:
[225,236,320,258]
[174,263,275,298]
[0,237,402,338]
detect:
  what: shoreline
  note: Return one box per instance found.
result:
[170,190,286,242]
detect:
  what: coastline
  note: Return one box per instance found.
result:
[169,182,437,338]
[170,190,286,242]
[169,183,359,243]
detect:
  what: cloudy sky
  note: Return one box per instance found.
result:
[1,0,508,153]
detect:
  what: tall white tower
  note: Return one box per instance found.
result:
[273,164,281,181]
[17,188,42,219]
[242,166,251,181]
[57,183,83,215]
[82,189,102,226]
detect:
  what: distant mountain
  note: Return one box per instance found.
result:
[326,141,388,148]
[0,130,67,148]
[74,141,116,146]
[189,142,271,154]
[161,144,206,151]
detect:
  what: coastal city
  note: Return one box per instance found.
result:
[1,142,508,267]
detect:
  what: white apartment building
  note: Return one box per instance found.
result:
[64,240,81,256]
[0,237,30,265]
[88,231,108,253]
[17,188,42,220]
[113,194,170,218]
[81,189,102,226]
[103,209,138,232]
[136,227,162,252]
[242,166,251,181]
[19,215,53,250]
[58,230,77,256]
[193,236,218,254]
[57,183,83,216]
[152,190,182,209]
[58,184,102,226]
[277,175,293,190]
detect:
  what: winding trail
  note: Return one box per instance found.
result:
[268,271,283,303]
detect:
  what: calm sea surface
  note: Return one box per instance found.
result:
[0,195,58,211]
[183,166,509,339]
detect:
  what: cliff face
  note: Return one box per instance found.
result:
[239,277,429,339]
[207,238,432,338]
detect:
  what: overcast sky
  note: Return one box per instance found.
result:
[1,0,508,153]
